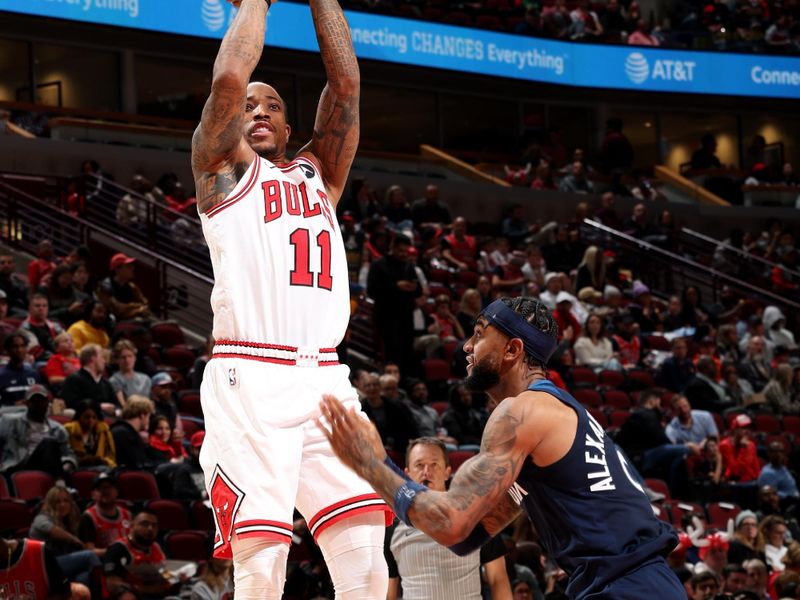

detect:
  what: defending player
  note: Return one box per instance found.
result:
[191,0,390,597]
[319,297,686,599]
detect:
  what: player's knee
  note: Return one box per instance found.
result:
[318,512,388,599]
[231,537,289,599]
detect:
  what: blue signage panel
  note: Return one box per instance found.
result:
[2,0,799,99]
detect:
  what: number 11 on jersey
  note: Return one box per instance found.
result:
[289,228,332,290]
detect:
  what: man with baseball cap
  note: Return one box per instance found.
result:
[0,384,76,478]
[96,253,151,321]
[78,472,132,549]
[720,415,760,484]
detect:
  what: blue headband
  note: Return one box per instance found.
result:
[480,299,557,365]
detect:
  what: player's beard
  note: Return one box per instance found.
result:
[465,358,501,392]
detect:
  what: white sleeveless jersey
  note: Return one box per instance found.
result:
[199,155,349,348]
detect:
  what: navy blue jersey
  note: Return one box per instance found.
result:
[513,380,679,599]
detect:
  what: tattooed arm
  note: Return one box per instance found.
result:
[296,0,360,206]
[318,394,539,547]
[192,0,268,212]
[480,492,523,537]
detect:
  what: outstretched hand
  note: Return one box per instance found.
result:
[226,0,279,7]
[317,395,387,473]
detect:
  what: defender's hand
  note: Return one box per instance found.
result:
[317,395,386,473]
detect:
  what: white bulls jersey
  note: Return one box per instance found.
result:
[199,155,349,348]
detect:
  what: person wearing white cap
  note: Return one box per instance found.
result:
[719,414,760,487]
[539,273,587,324]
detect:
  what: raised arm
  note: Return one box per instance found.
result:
[318,394,534,546]
[297,0,360,205]
[192,0,268,208]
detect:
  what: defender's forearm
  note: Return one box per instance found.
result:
[213,0,268,85]
[309,0,360,89]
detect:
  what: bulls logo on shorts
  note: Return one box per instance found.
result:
[298,162,316,179]
[209,466,245,551]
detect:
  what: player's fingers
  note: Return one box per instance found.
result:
[314,417,332,442]
[321,394,346,420]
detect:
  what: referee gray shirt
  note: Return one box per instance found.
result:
[385,520,506,600]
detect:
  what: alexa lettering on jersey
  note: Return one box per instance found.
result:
[585,413,616,492]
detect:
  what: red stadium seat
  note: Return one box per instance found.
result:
[117,471,160,501]
[11,471,54,501]
[644,335,671,351]
[180,417,203,439]
[192,500,215,531]
[431,401,449,416]
[627,370,656,389]
[764,434,791,453]
[608,410,631,428]
[164,530,209,561]
[587,408,608,429]
[70,470,100,500]
[706,502,741,530]
[655,503,671,522]
[602,390,631,411]
[150,322,186,348]
[163,347,196,372]
[754,414,781,435]
[178,390,203,418]
[449,450,476,473]
[0,500,32,535]
[572,389,602,408]
[445,11,472,26]
[456,270,479,287]
[644,478,671,500]
[146,499,191,531]
[783,415,800,435]
[423,358,452,383]
[442,341,460,364]
[671,502,706,527]
[599,370,625,388]
[476,15,504,30]
[0,476,10,500]
[571,367,598,387]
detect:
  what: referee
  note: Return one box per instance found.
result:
[384,437,512,599]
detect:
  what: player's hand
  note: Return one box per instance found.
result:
[317,394,386,473]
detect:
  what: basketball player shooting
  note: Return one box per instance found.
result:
[320,297,686,599]
[191,0,391,597]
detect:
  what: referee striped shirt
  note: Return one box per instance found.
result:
[385,520,506,600]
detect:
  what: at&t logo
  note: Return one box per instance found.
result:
[202,0,227,32]
[624,52,696,84]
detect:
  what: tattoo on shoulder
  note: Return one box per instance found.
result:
[196,161,251,213]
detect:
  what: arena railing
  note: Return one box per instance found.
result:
[582,218,800,320]
[0,176,214,340]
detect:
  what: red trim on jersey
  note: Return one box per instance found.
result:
[215,339,298,352]
[319,347,337,353]
[206,157,262,218]
[235,530,292,544]
[211,352,297,366]
[307,494,392,540]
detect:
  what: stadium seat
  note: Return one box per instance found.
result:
[0,476,10,499]
[163,347,196,372]
[783,415,800,435]
[11,471,54,501]
[602,390,631,411]
[0,500,32,536]
[627,370,656,389]
[449,450,476,473]
[178,390,203,418]
[644,335,671,351]
[671,502,706,527]
[654,503,671,522]
[706,502,741,530]
[445,11,472,26]
[117,471,160,501]
[476,15,504,30]
[180,416,203,439]
[644,478,671,500]
[427,268,451,285]
[754,414,781,435]
[599,370,625,388]
[150,322,186,348]
[587,408,608,429]
[423,358,452,383]
[442,341,460,364]
[571,367,597,387]
[431,401,449,416]
[764,434,791,453]
[164,530,210,561]
[572,389,602,408]
[456,270,479,287]
[70,470,100,500]
[192,500,215,531]
[607,411,631,428]
[146,499,191,530]
[428,283,451,299]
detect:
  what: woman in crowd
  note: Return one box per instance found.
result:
[43,332,81,389]
[763,364,800,414]
[148,414,187,463]
[109,339,151,409]
[189,558,233,600]
[431,294,465,342]
[574,245,606,292]
[29,486,102,584]
[70,262,92,301]
[573,313,620,371]
[64,401,116,469]
[679,285,709,328]
[442,383,484,451]
[760,515,789,572]
[456,288,482,340]
[727,510,766,565]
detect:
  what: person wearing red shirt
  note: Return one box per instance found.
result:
[720,414,761,484]
[442,217,477,271]
[27,240,58,292]
[42,332,80,389]
[0,537,71,599]
[78,473,132,549]
[552,292,581,342]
